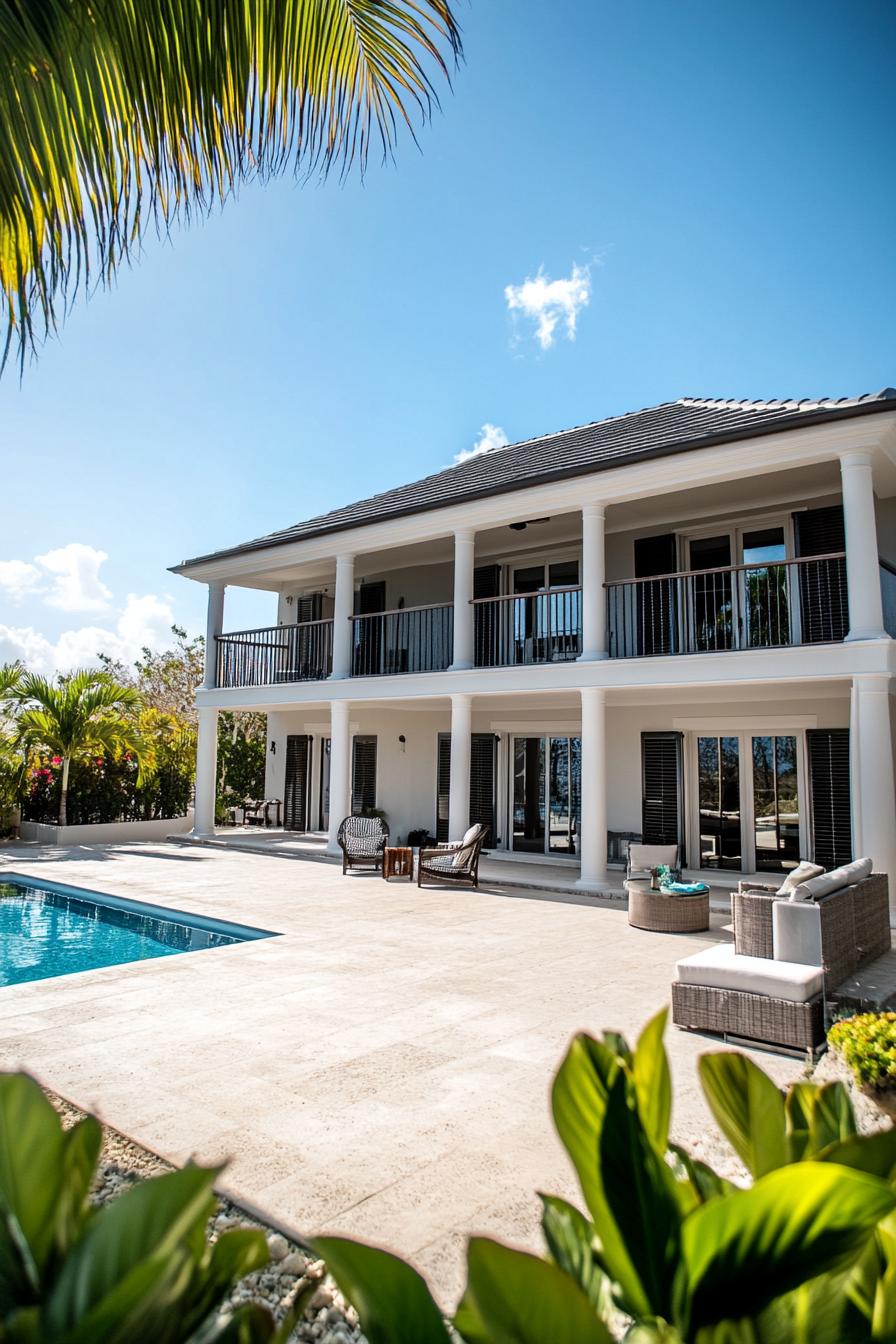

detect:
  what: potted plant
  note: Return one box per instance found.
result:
[828,1012,896,1120]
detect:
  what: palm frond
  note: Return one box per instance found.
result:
[0,0,461,371]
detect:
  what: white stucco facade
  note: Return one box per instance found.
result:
[173,397,896,908]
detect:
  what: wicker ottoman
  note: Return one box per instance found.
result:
[626,881,710,933]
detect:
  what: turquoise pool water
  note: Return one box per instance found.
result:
[0,878,273,987]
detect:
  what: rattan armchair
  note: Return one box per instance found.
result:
[336,814,389,875]
[417,823,487,889]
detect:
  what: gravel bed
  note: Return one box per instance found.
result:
[48,1092,365,1344]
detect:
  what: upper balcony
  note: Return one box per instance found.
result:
[213,541,891,690]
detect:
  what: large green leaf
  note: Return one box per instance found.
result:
[539,1194,608,1309]
[599,1072,682,1321]
[682,1162,896,1332]
[176,1229,271,1340]
[817,1127,896,1179]
[309,1237,451,1344]
[44,1165,219,1336]
[668,1145,736,1208]
[550,1034,648,1314]
[806,1082,856,1154]
[784,1081,817,1161]
[56,1117,102,1257]
[0,1073,67,1279]
[632,1008,672,1154]
[698,1053,788,1178]
[453,1238,613,1344]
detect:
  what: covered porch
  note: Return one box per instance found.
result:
[189,674,896,905]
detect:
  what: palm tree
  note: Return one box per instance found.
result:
[0,1,461,370]
[14,669,147,826]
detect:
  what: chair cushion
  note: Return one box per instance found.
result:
[772,900,822,965]
[775,861,824,895]
[453,825,481,868]
[628,843,678,877]
[675,943,823,1003]
[789,856,873,902]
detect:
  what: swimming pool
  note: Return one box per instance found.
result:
[0,875,275,987]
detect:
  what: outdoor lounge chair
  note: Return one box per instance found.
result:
[417,823,487,889]
[337,814,389,875]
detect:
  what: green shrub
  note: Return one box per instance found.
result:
[312,1011,896,1343]
[830,1012,896,1092]
[0,1073,307,1342]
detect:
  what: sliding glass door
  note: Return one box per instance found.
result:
[691,731,803,874]
[512,736,581,855]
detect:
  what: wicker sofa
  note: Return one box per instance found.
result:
[672,860,890,1056]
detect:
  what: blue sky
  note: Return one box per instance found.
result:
[1,0,893,672]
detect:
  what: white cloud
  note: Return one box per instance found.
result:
[0,594,176,676]
[35,543,113,613]
[454,423,510,466]
[0,560,42,602]
[504,261,592,350]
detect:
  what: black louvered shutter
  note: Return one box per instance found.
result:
[351,736,377,813]
[295,593,323,623]
[641,732,684,860]
[436,732,496,842]
[794,506,849,643]
[470,735,497,844]
[474,564,501,667]
[284,735,311,831]
[436,733,451,841]
[807,729,852,868]
[634,535,679,656]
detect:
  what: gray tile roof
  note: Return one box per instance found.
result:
[175,390,896,569]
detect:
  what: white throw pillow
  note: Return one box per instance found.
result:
[789,856,873,902]
[775,861,824,896]
[452,825,481,868]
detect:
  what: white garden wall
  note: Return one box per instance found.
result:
[20,814,193,845]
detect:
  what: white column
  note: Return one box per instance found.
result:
[192,707,218,835]
[851,675,896,920]
[580,504,607,661]
[326,700,352,855]
[450,529,476,671]
[331,554,355,679]
[576,686,609,891]
[448,693,472,840]
[841,451,886,641]
[203,582,226,688]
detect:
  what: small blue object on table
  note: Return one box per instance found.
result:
[661,880,710,896]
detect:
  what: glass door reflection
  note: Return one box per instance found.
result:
[752,735,799,872]
[512,735,581,855]
[697,735,742,869]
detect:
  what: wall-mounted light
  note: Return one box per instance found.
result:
[270,740,276,755]
[285,594,294,606]
[398,734,407,754]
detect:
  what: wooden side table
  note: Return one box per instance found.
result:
[383,846,414,881]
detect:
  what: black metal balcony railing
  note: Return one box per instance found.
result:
[606,553,848,659]
[351,603,453,676]
[472,586,583,667]
[216,619,333,688]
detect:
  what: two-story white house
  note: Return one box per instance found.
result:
[172,391,896,906]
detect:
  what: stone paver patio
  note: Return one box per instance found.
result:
[0,841,801,1302]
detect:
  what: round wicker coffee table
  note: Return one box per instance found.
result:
[625,881,710,933]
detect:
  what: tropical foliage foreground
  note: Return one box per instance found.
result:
[0,0,461,370]
[3,1015,896,1342]
[313,1012,896,1343]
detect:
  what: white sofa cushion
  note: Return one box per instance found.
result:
[789,856,873,902]
[675,943,823,1003]
[776,861,824,895]
[773,900,822,966]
